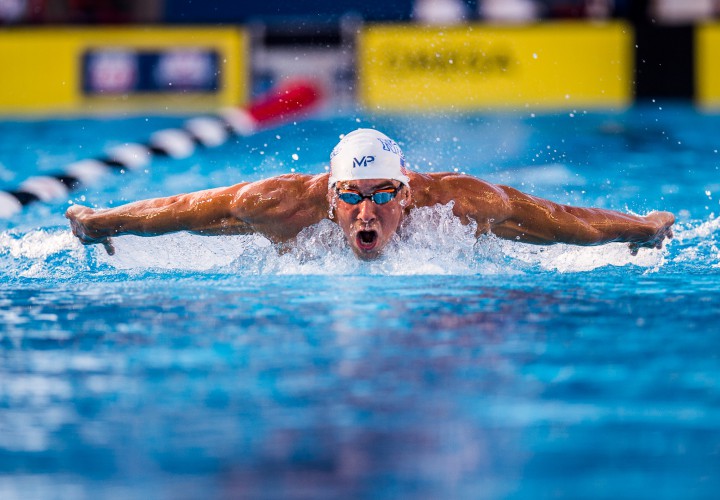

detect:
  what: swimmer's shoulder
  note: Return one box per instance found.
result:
[408,171,504,206]
[408,171,493,185]
[274,172,329,192]
[231,173,329,235]
[237,173,328,196]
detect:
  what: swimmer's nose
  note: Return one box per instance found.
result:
[357,199,376,223]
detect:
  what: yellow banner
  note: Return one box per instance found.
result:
[359,22,633,111]
[696,23,720,109]
[0,27,247,115]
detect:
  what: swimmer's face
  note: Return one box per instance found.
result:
[332,179,409,260]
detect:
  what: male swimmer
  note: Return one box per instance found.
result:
[66,128,674,259]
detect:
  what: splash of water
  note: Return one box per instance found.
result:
[2,204,713,282]
[0,229,88,280]
[670,215,720,269]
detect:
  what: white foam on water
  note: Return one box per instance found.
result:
[97,232,273,272]
[0,229,88,279]
[674,214,720,242]
[380,203,506,275]
[1,230,76,260]
[496,238,665,273]
[670,214,720,268]
[1,204,702,280]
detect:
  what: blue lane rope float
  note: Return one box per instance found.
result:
[0,80,323,219]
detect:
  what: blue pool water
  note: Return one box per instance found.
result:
[1,105,719,499]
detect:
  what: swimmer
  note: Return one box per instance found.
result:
[66,128,674,259]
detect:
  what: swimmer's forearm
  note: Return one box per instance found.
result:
[496,209,657,244]
[565,208,667,244]
[493,187,672,245]
[80,187,252,237]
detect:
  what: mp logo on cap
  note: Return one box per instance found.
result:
[353,156,375,168]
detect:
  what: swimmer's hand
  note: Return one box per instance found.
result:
[65,205,115,255]
[629,211,675,256]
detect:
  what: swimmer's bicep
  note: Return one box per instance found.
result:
[223,178,300,234]
[225,174,326,240]
[452,180,514,234]
[180,183,254,235]
[228,179,280,223]
[480,186,559,242]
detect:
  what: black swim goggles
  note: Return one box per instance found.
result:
[336,186,401,205]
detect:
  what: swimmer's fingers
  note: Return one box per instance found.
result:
[629,212,676,255]
[71,224,115,255]
[628,226,673,255]
[102,238,115,256]
[74,232,115,255]
[653,224,674,249]
[78,234,115,255]
[76,232,115,255]
[627,240,648,255]
[628,240,659,255]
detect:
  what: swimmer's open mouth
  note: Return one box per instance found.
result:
[356,230,378,251]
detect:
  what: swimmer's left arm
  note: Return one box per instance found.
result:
[488,186,674,253]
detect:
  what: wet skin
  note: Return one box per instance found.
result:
[65,171,674,258]
[333,179,410,260]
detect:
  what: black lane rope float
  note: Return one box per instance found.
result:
[0,79,323,219]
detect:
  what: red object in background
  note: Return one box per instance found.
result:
[248,80,324,128]
[0,78,326,217]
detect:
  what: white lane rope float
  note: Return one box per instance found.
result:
[0,80,323,219]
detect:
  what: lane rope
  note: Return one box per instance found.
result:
[0,80,323,219]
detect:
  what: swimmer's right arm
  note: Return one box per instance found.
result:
[65,183,252,255]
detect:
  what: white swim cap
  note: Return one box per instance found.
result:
[329,129,410,187]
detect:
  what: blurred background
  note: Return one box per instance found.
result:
[1,0,720,114]
[2,0,718,25]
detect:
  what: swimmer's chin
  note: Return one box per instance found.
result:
[353,248,383,261]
